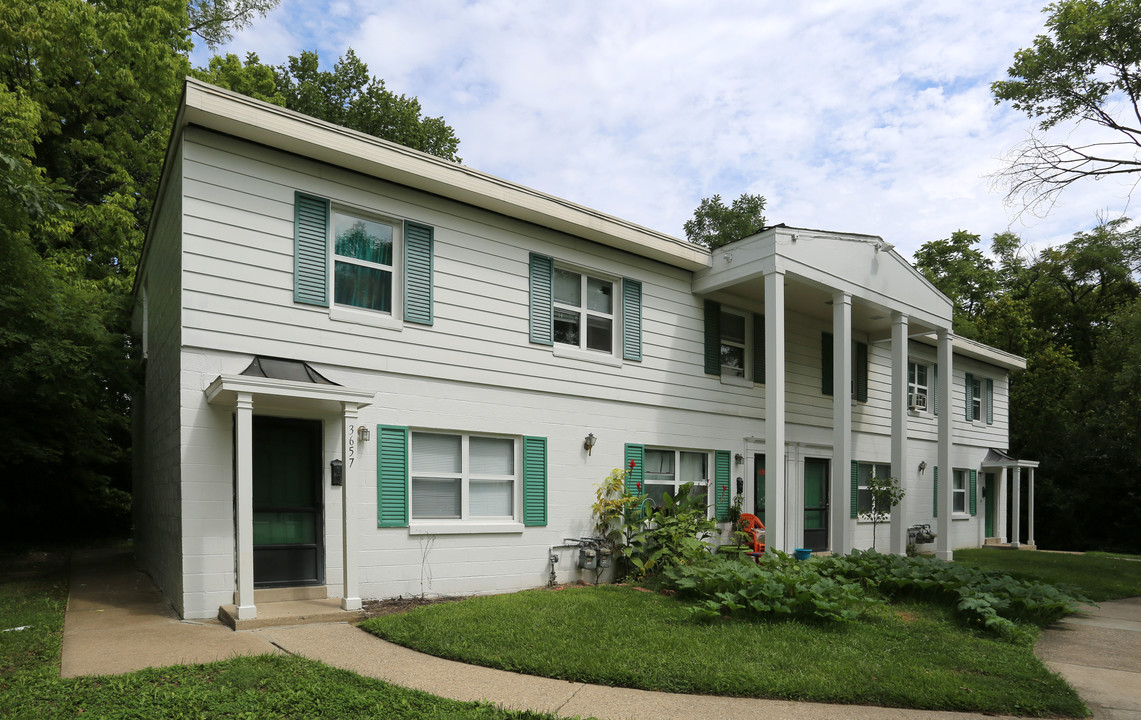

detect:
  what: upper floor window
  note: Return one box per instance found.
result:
[970,377,983,421]
[333,211,396,314]
[720,309,747,378]
[553,268,614,353]
[908,361,929,411]
[410,432,517,520]
[964,372,993,425]
[643,448,709,508]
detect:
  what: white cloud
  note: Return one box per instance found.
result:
[204,0,1136,260]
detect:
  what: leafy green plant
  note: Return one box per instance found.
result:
[865,474,905,550]
[622,482,717,578]
[590,461,639,551]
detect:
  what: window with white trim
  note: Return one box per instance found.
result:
[553,267,615,353]
[410,432,516,520]
[953,469,968,514]
[908,361,929,411]
[720,309,748,378]
[332,210,399,315]
[643,449,710,508]
[857,461,892,519]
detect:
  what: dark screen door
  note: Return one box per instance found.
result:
[753,453,766,520]
[803,458,829,551]
[252,417,323,587]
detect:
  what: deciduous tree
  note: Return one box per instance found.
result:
[683,193,767,249]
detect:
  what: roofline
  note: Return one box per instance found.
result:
[179,78,710,272]
[914,333,1027,371]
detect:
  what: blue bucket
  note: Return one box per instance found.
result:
[793,548,813,560]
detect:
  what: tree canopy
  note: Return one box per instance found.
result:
[992,0,1141,215]
[188,0,280,50]
[683,193,767,249]
[193,50,462,162]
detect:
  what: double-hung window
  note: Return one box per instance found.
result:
[553,268,614,353]
[964,372,993,424]
[410,432,516,520]
[970,377,983,421]
[856,461,892,519]
[333,211,397,314]
[720,309,747,378]
[643,449,709,507]
[952,469,968,514]
[908,361,929,411]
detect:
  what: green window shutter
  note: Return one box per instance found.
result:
[855,341,869,402]
[985,379,994,425]
[703,300,721,375]
[715,450,731,521]
[850,460,859,519]
[522,436,548,527]
[403,222,434,325]
[933,364,939,416]
[933,466,939,517]
[529,253,553,345]
[753,314,765,384]
[965,372,975,421]
[622,278,642,362]
[294,192,330,306]
[969,469,978,516]
[377,425,409,528]
[624,444,644,494]
[822,332,834,395]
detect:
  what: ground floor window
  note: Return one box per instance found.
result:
[953,469,968,514]
[643,449,709,507]
[410,432,516,520]
[856,461,892,519]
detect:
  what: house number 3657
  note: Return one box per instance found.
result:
[347,425,355,467]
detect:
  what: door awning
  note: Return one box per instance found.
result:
[206,356,374,408]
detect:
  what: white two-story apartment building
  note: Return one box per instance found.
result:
[132,79,1036,622]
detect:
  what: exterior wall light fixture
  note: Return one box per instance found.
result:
[358,425,370,442]
[584,433,596,455]
[918,460,927,474]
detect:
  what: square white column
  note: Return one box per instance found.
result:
[1011,467,1022,549]
[831,292,853,555]
[341,403,362,610]
[997,467,1009,543]
[1027,468,1036,547]
[764,270,786,552]
[889,312,909,555]
[235,392,256,619]
[936,329,954,561]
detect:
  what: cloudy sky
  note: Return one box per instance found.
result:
[194,0,1138,260]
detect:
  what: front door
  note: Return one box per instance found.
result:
[753,453,766,520]
[803,458,829,551]
[252,417,323,587]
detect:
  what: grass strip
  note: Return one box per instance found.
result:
[954,549,1141,601]
[363,584,1086,717]
[0,547,562,720]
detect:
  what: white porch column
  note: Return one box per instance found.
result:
[997,467,1009,542]
[341,403,362,610]
[831,292,853,555]
[1011,467,1022,549]
[1027,467,1036,548]
[235,392,256,620]
[889,312,909,555]
[936,329,954,561]
[764,270,787,553]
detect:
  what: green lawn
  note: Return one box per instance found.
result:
[0,548,560,720]
[954,549,1141,602]
[363,584,1087,717]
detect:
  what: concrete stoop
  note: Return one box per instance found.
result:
[218,598,364,630]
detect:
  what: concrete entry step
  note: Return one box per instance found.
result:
[234,585,328,604]
[218,598,364,631]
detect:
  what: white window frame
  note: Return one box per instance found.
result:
[328,206,403,330]
[970,377,984,422]
[720,306,752,386]
[409,431,519,523]
[856,461,892,522]
[907,360,929,413]
[552,265,618,357]
[642,448,712,512]
[952,468,968,516]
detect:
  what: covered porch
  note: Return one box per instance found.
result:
[694,225,959,559]
[205,356,375,622]
[981,448,1038,549]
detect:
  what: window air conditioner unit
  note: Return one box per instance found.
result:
[909,393,928,411]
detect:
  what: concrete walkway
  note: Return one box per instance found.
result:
[61,546,1140,720]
